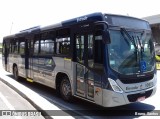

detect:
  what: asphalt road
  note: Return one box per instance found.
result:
[0,54,159,119]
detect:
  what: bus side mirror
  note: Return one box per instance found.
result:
[94,21,110,44]
[102,30,111,44]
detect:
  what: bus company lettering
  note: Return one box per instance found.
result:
[126,85,139,91]
[77,16,88,22]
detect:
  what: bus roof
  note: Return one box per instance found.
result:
[3,12,150,39]
[41,12,149,31]
[3,34,15,40]
[41,12,104,31]
[62,12,104,26]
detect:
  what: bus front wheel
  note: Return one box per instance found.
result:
[60,77,72,101]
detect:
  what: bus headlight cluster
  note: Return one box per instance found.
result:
[108,78,123,93]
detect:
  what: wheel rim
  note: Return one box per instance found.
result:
[62,80,71,97]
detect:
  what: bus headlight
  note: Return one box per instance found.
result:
[108,78,123,93]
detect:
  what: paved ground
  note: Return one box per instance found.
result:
[0,81,45,119]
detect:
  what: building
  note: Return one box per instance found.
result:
[143,14,160,44]
[143,15,160,69]
[143,14,160,55]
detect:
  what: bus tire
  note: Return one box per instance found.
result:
[60,77,72,101]
[13,66,20,81]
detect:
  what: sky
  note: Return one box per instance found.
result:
[0,0,160,42]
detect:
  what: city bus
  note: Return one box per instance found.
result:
[2,12,157,107]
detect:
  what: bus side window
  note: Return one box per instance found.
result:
[94,35,103,64]
[88,35,94,68]
[13,40,18,54]
[9,43,12,53]
[56,37,70,55]
[40,39,54,54]
[93,34,104,73]
[2,42,5,55]
[76,35,84,63]
[45,40,54,54]
[40,40,45,54]
[34,40,39,54]
[19,41,25,54]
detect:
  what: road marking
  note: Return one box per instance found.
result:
[0,92,22,119]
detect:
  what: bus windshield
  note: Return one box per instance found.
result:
[108,29,155,75]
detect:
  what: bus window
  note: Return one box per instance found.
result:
[12,40,18,54]
[88,35,94,68]
[40,40,45,54]
[40,39,54,54]
[9,43,12,53]
[19,42,25,54]
[76,35,84,63]
[2,42,6,55]
[93,33,104,73]
[34,40,39,54]
[95,35,103,64]
[56,37,70,55]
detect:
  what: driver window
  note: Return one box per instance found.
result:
[89,31,104,74]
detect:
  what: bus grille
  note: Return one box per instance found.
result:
[119,74,153,84]
[127,89,153,102]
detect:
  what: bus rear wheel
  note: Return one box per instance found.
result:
[13,66,20,81]
[60,77,72,101]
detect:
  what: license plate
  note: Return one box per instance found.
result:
[137,96,146,102]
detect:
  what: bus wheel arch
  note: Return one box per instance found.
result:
[56,72,72,101]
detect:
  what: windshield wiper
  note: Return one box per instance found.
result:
[138,31,145,49]
[120,28,137,49]
[120,28,139,63]
[137,35,144,58]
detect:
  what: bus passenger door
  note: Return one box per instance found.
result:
[75,34,86,97]
[75,34,95,100]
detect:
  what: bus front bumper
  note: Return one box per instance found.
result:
[102,85,157,107]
